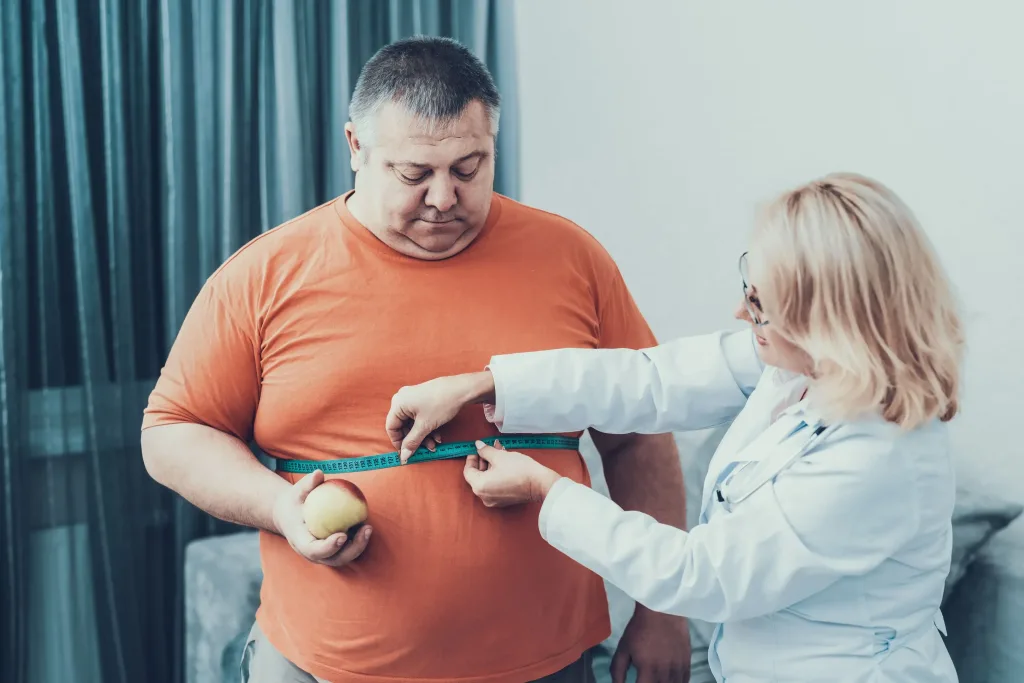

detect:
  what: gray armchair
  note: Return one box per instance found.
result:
[184,532,262,683]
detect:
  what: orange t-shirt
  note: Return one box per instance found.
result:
[142,192,658,683]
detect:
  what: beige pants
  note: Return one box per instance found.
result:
[240,622,595,683]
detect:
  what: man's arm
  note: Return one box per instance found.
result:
[141,423,287,532]
[592,429,691,683]
[141,276,370,566]
[141,281,282,531]
[142,423,369,566]
[592,430,685,532]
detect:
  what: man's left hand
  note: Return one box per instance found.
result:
[611,606,691,683]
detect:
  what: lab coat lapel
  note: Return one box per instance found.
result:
[698,415,803,522]
[696,367,811,523]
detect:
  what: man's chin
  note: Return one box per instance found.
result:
[405,226,479,258]
[407,241,466,260]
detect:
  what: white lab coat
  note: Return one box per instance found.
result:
[486,330,958,683]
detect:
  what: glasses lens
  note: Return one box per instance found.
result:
[744,297,763,326]
[739,252,766,326]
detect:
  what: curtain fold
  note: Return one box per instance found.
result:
[1,0,32,680]
[0,2,518,683]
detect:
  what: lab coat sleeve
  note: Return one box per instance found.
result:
[538,429,920,622]
[486,330,764,434]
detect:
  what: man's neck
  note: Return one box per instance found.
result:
[344,191,375,236]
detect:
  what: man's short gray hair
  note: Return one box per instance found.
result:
[349,36,501,145]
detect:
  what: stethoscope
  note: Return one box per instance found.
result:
[713,418,840,511]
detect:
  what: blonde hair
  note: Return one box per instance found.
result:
[750,172,963,429]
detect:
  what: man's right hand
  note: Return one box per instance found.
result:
[386,371,496,462]
[272,470,372,567]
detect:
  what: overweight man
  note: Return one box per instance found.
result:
[142,36,690,683]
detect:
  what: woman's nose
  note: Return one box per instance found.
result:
[735,298,753,323]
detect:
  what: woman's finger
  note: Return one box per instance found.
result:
[487,439,503,469]
[464,455,485,487]
[474,441,503,464]
[400,421,437,462]
[384,405,409,447]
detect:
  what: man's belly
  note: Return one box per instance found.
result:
[256,452,610,680]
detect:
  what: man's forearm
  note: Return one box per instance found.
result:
[591,430,686,528]
[593,430,687,627]
[141,423,289,532]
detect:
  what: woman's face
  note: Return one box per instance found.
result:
[735,252,813,375]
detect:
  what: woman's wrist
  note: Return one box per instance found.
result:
[464,370,496,405]
[530,467,563,503]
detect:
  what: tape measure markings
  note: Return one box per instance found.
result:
[274,434,581,474]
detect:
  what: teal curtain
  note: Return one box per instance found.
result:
[0,2,518,683]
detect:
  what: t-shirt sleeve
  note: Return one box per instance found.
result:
[141,277,261,442]
[592,250,658,351]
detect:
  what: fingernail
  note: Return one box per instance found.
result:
[337,535,347,547]
[401,448,411,461]
[475,440,486,448]
[364,528,372,540]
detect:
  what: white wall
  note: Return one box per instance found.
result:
[514,0,1024,494]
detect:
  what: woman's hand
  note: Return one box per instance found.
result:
[386,372,496,462]
[463,441,563,507]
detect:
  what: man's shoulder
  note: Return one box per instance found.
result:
[207,200,340,284]
[496,194,613,256]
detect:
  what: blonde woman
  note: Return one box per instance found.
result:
[385,173,963,683]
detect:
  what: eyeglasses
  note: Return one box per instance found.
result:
[738,252,768,327]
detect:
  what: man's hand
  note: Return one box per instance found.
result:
[612,606,691,683]
[386,371,496,461]
[272,470,372,568]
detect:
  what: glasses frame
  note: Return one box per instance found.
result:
[739,252,768,327]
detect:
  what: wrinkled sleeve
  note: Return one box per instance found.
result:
[486,330,763,434]
[141,279,261,443]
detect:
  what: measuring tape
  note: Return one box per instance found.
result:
[274,434,581,474]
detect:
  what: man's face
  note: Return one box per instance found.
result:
[346,100,496,260]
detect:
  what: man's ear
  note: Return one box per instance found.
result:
[345,122,364,172]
